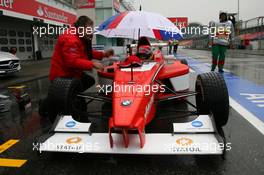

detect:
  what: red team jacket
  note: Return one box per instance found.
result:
[49,29,104,80]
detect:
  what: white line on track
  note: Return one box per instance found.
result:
[229,97,264,135]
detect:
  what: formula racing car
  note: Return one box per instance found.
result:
[38,47,229,156]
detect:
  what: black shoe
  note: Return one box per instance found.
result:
[218,69,224,73]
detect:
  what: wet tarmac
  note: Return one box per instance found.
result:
[179,49,264,86]
[0,50,264,175]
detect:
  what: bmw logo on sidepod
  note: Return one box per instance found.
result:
[65,121,76,128]
[191,121,203,128]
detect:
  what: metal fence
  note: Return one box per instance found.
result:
[239,17,264,29]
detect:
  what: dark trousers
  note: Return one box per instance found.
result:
[173,44,178,54]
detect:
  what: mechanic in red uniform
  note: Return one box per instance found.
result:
[49,16,114,90]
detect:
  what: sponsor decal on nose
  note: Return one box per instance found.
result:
[176,138,193,146]
[121,100,132,106]
[191,121,203,128]
[66,137,82,144]
[65,121,76,128]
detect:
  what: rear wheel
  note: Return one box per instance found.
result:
[46,78,86,123]
[195,72,229,127]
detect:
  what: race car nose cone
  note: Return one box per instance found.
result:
[121,100,132,106]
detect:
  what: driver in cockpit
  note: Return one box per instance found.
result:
[136,37,153,60]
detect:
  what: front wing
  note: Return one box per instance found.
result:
[37,115,224,155]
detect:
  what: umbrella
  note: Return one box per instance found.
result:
[96,11,183,40]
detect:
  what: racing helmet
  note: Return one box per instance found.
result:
[138,37,151,47]
[137,45,153,60]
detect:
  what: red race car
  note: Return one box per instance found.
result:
[38,47,229,156]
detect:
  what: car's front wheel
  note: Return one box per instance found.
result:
[195,72,229,127]
[45,78,86,123]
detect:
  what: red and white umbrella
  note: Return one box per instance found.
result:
[97,11,182,40]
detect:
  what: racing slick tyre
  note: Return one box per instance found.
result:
[180,59,188,66]
[46,78,86,123]
[195,72,229,127]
